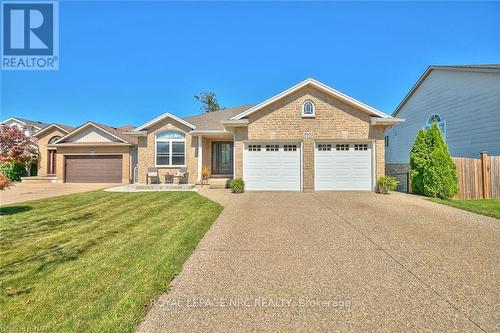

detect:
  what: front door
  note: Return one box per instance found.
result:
[48,150,57,175]
[212,142,233,175]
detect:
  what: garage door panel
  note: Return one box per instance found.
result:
[244,143,301,191]
[315,143,372,191]
[65,155,122,183]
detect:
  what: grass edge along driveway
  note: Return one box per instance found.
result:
[429,198,500,219]
[0,190,222,333]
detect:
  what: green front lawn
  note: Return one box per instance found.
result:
[0,191,222,333]
[429,198,500,219]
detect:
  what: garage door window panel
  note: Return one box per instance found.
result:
[354,144,368,151]
[266,144,279,151]
[156,131,185,166]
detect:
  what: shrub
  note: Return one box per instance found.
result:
[409,128,429,195]
[0,161,27,181]
[423,144,459,199]
[0,171,11,190]
[229,178,244,193]
[377,176,398,193]
[409,122,458,199]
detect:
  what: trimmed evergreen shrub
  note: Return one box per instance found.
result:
[377,176,398,194]
[423,123,458,199]
[409,128,429,195]
[230,178,244,193]
[409,122,458,199]
[0,161,27,181]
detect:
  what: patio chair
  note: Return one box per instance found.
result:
[146,167,160,184]
[175,167,189,184]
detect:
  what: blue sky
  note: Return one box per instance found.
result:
[1,1,499,127]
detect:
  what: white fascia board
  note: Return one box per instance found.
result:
[53,122,127,144]
[189,130,230,136]
[52,142,132,147]
[1,117,27,125]
[33,124,70,137]
[370,117,405,125]
[123,130,147,136]
[1,117,43,130]
[133,112,196,132]
[230,78,390,120]
[221,119,249,126]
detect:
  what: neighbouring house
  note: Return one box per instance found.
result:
[33,122,137,183]
[0,117,50,137]
[385,65,500,191]
[1,117,52,175]
[31,78,404,189]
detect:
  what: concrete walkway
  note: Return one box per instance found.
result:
[0,182,115,205]
[138,192,500,332]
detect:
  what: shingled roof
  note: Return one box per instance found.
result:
[1,117,50,129]
[182,104,253,131]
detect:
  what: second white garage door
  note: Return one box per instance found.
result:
[243,143,301,191]
[315,143,373,191]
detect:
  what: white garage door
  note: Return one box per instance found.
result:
[315,143,373,191]
[243,143,301,191]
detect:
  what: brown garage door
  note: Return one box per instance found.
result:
[65,155,122,183]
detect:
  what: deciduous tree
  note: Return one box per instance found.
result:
[0,125,38,177]
[194,91,224,113]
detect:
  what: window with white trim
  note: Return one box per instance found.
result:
[302,100,315,117]
[284,144,297,151]
[336,144,350,151]
[155,131,185,166]
[317,144,331,151]
[248,145,261,151]
[425,114,446,140]
[265,144,279,151]
[48,135,62,144]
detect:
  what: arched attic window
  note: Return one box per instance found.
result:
[425,114,446,140]
[302,100,315,117]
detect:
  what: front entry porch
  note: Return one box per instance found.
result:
[194,133,234,189]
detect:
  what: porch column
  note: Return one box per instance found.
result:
[197,135,203,182]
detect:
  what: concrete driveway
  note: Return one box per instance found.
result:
[0,182,115,205]
[139,191,500,332]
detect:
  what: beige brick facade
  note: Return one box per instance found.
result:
[36,126,133,184]
[33,82,390,189]
[55,145,132,183]
[36,128,68,176]
[233,85,386,190]
[136,119,198,184]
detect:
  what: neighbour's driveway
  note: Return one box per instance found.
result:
[139,192,500,332]
[0,182,115,205]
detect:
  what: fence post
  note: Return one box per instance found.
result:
[481,151,489,199]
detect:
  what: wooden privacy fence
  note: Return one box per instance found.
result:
[453,152,500,200]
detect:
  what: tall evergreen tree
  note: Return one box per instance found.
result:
[423,122,458,199]
[409,128,429,194]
